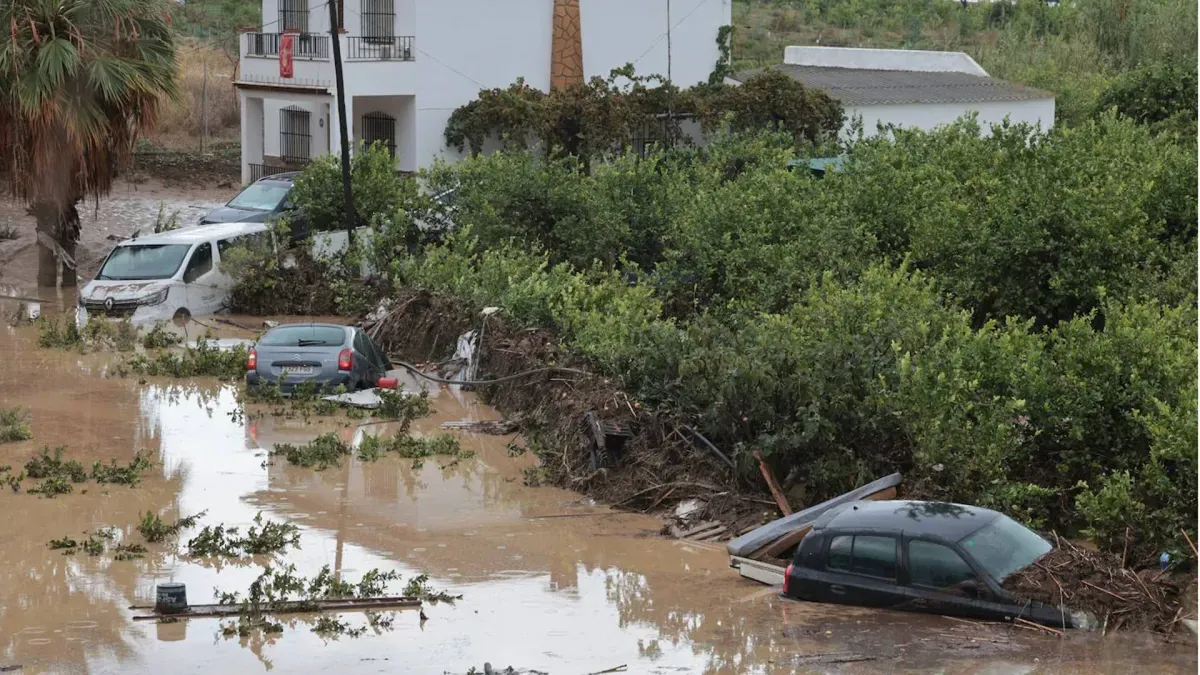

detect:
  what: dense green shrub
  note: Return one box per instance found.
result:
[290,143,421,237]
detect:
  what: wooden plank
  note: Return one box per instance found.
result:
[752,451,792,516]
[677,520,723,538]
[693,525,728,541]
[732,556,787,586]
[130,596,422,621]
[752,524,813,561]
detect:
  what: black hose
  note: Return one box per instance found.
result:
[390,359,592,386]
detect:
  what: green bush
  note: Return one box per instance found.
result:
[290,143,420,235]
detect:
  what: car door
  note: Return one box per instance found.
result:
[820,533,907,609]
[903,538,1005,620]
[182,242,226,315]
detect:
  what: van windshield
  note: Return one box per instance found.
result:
[959,515,1052,581]
[97,244,192,281]
[228,182,290,211]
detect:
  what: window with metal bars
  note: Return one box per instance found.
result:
[279,0,309,33]
[361,111,396,158]
[280,107,312,163]
[361,0,395,43]
[632,117,670,158]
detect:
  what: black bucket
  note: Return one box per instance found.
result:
[155,583,188,615]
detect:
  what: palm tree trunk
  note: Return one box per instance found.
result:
[30,201,81,287]
[31,203,59,287]
[59,202,81,287]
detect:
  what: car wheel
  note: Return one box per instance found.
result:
[172,307,191,325]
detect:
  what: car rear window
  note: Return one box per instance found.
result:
[827,534,897,580]
[258,326,346,347]
[959,515,1053,581]
[228,182,290,211]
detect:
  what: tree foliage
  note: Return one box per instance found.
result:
[444,65,843,164]
[395,114,1197,559]
[0,0,178,286]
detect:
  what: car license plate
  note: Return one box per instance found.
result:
[281,366,314,376]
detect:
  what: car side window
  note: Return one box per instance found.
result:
[828,535,852,572]
[908,540,976,588]
[851,536,897,580]
[826,535,897,580]
[183,243,213,283]
[353,332,372,366]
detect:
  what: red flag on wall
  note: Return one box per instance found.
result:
[279,33,295,79]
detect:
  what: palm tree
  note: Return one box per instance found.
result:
[0,0,178,287]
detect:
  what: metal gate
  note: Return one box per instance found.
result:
[362,111,396,157]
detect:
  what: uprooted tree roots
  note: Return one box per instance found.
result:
[1002,539,1195,634]
[366,290,769,530]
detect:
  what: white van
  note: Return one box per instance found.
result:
[78,222,268,323]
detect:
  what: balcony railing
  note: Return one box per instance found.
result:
[243,32,330,60]
[346,36,415,61]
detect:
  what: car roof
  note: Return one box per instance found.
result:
[257,172,300,183]
[814,500,1002,541]
[264,322,351,331]
[118,221,269,246]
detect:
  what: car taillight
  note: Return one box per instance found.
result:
[783,563,793,595]
[338,349,353,371]
[247,348,257,371]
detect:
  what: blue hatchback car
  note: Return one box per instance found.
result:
[246,323,391,394]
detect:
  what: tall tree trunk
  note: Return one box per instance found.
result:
[59,202,81,287]
[29,201,81,287]
[31,203,60,288]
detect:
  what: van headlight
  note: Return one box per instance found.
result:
[139,288,169,306]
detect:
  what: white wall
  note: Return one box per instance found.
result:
[413,0,553,169]
[582,0,729,88]
[844,98,1056,138]
[350,95,418,172]
[262,98,331,159]
[412,0,731,169]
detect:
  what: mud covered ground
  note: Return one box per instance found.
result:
[0,175,233,295]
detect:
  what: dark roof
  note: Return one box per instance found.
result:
[734,64,1053,106]
[814,500,1002,541]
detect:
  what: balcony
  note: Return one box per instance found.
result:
[243,32,330,60]
[238,32,416,96]
[345,36,415,61]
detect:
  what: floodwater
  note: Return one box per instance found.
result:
[0,313,1196,675]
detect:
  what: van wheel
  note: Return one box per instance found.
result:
[172,308,191,325]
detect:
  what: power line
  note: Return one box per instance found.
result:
[633,0,715,67]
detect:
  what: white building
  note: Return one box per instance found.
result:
[730,46,1055,138]
[235,0,731,184]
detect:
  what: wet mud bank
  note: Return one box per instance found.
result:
[371,290,820,534]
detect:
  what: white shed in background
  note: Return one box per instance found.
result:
[730,46,1056,138]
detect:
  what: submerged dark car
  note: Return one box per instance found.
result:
[246,323,391,394]
[200,173,305,231]
[783,500,1088,628]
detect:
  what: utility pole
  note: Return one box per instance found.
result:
[666,0,674,141]
[328,0,355,238]
[201,60,209,154]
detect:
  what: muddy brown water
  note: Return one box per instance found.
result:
[1,312,1197,674]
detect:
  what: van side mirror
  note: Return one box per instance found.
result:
[957,579,981,599]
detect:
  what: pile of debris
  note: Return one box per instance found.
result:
[1002,538,1195,634]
